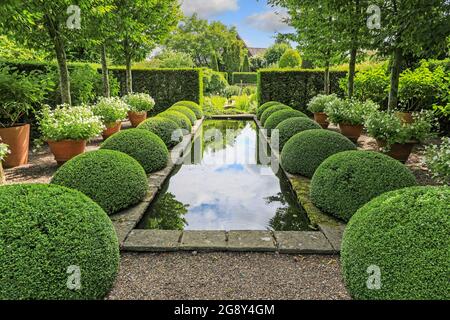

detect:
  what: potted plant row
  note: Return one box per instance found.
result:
[325,98,379,142]
[307,94,340,129]
[0,140,9,184]
[365,109,437,163]
[38,105,104,164]
[123,93,156,127]
[92,97,129,139]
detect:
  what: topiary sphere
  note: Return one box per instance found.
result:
[172,101,203,119]
[341,186,450,300]
[168,105,196,125]
[261,105,292,125]
[264,109,308,133]
[137,117,182,148]
[276,117,322,150]
[281,129,356,178]
[310,151,417,222]
[257,101,284,120]
[51,150,148,215]
[158,110,192,132]
[101,129,169,174]
[0,184,119,300]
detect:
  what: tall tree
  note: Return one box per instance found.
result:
[223,42,242,74]
[242,54,250,72]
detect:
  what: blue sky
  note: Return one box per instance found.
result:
[181,0,293,48]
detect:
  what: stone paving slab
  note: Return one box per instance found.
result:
[113,220,137,246]
[319,223,346,253]
[274,231,334,254]
[227,231,276,252]
[180,231,228,251]
[110,201,150,223]
[142,186,159,203]
[123,230,182,252]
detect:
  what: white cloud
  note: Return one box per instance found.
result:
[181,0,239,18]
[245,7,292,33]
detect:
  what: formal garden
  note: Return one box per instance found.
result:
[0,0,449,302]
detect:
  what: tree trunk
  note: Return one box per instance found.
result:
[324,60,330,95]
[101,44,110,98]
[348,47,357,98]
[388,47,403,110]
[125,54,133,94]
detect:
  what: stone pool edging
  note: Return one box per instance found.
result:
[112,114,345,255]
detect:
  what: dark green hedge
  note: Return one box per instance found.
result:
[276,117,322,150]
[261,105,292,126]
[310,151,417,222]
[51,150,148,215]
[264,109,308,132]
[256,101,284,119]
[158,110,192,132]
[232,72,257,84]
[137,117,182,148]
[257,69,347,113]
[172,101,203,119]
[168,105,196,125]
[101,129,169,174]
[0,184,119,300]
[281,130,356,178]
[341,186,450,300]
[110,67,203,114]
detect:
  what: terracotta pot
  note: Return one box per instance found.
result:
[396,112,414,124]
[102,121,122,140]
[48,140,87,165]
[338,123,363,143]
[0,162,5,185]
[128,111,147,128]
[376,140,416,163]
[0,124,30,168]
[314,112,330,129]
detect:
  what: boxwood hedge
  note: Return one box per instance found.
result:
[0,184,119,300]
[137,117,182,148]
[264,109,308,132]
[281,130,356,178]
[310,151,417,222]
[341,186,450,300]
[256,101,283,120]
[51,150,148,215]
[172,101,203,119]
[168,105,196,125]
[158,110,192,132]
[276,117,322,150]
[261,105,292,125]
[101,129,169,174]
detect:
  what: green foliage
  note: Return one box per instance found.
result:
[137,117,182,148]
[264,43,291,65]
[257,69,347,113]
[168,105,196,125]
[146,193,188,230]
[111,67,203,114]
[92,97,129,125]
[211,53,219,71]
[101,129,168,174]
[0,183,119,299]
[51,150,148,215]
[158,110,192,132]
[0,35,46,61]
[232,72,257,85]
[203,69,228,96]
[310,151,417,222]
[223,41,243,73]
[307,94,340,113]
[281,130,356,178]
[325,98,379,125]
[264,109,307,132]
[256,101,284,119]
[261,105,292,126]
[424,137,450,185]
[0,143,9,161]
[122,93,155,113]
[173,101,203,119]
[276,117,322,150]
[279,49,302,69]
[242,54,250,72]
[249,55,267,71]
[341,186,450,300]
[151,50,195,68]
[202,96,227,117]
[68,64,101,105]
[223,85,242,98]
[38,105,104,142]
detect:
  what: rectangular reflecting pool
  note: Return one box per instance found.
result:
[137,120,311,231]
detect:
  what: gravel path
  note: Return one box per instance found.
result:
[107,252,350,300]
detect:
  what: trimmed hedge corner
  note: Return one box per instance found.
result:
[51,150,148,215]
[173,101,203,119]
[264,109,308,132]
[261,104,292,126]
[341,186,450,300]
[101,129,169,174]
[276,117,322,150]
[168,105,196,125]
[0,184,119,300]
[158,110,192,132]
[137,117,182,148]
[256,101,284,120]
[281,130,356,178]
[310,151,417,222]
